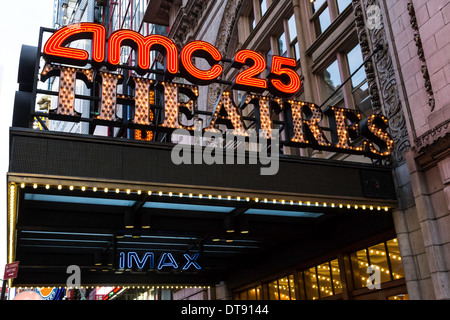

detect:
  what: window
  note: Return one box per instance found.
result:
[132,0,146,32]
[312,0,331,36]
[350,238,405,289]
[287,14,300,61]
[268,275,296,300]
[234,286,262,300]
[248,9,256,33]
[320,59,344,108]
[278,32,287,57]
[268,280,278,300]
[318,43,370,114]
[337,0,352,14]
[259,0,267,17]
[299,258,342,300]
[311,0,353,37]
[347,44,372,117]
[233,238,406,300]
[271,14,300,62]
[245,0,269,35]
[387,239,405,280]
[265,48,273,78]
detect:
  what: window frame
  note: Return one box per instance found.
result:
[310,0,353,38]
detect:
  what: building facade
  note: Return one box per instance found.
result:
[6,0,449,300]
[137,0,449,300]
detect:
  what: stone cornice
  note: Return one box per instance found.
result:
[168,0,209,48]
[414,118,450,156]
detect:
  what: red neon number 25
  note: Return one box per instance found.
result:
[268,56,301,97]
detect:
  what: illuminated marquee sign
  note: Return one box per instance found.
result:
[119,251,201,271]
[40,23,393,158]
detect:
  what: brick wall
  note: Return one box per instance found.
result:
[385,0,450,300]
[387,0,450,138]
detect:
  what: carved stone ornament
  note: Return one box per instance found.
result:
[206,0,244,112]
[352,0,411,165]
[415,119,450,155]
[168,0,210,48]
[407,1,435,111]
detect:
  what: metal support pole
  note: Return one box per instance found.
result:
[1,279,7,300]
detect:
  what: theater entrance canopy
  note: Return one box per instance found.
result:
[6,25,397,288]
[7,128,397,287]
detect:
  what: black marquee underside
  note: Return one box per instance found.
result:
[8,128,397,289]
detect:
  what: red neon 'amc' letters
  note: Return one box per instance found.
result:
[107,30,178,73]
[43,23,105,64]
[180,40,223,85]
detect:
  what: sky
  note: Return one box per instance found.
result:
[0,1,54,272]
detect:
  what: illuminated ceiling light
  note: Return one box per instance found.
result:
[93,187,97,192]
[94,252,102,266]
[104,188,108,193]
[81,186,86,191]
[33,184,38,189]
[137,190,142,195]
[237,215,249,234]
[20,183,25,188]
[69,186,74,190]
[124,210,134,229]
[224,215,235,233]
[116,188,120,193]
[148,191,152,195]
[141,212,151,229]
[126,189,131,194]
[45,184,50,189]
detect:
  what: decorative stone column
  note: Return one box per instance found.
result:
[351,0,423,299]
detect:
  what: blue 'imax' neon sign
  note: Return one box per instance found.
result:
[119,251,201,271]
